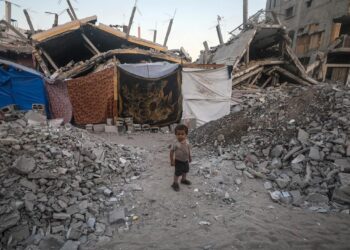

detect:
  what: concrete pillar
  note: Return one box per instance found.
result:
[243,0,248,28]
[163,18,173,47]
[5,1,11,24]
[216,25,224,45]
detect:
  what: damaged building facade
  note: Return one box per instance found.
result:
[266,0,350,84]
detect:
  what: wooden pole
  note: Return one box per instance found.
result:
[66,8,74,21]
[153,30,157,43]
[81,33,100,55]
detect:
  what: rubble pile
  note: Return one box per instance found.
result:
[190,84,350,212]
[0,114,147,249]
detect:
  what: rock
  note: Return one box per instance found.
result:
[38,236,64,250]
[108,208,126,224]
[306,193,329,205]
[53,213,71,220]
[103,188,113,197]
[339,173,350,186]
[52,225,65,234]
[291,163,303,174]
[346,145,350,157]
[24,192,36,212]
[264,181,273,190]
[290,190,303,206]
[235,178,242,185]
[87,217,96,229]
[283,146,302,161]
[198,221,211,226]
[298,129,309,144]
[309,147,321,161]
[270,145,284,158]
[8,224,30,242]
[11,156,36,175]
[95,222,106,235]
[235,161,246,170]
[334,159,350,172]
[60,240,80,250]
[243,170,254,179]
[66,227,81,240]
[20,178,38,192]
[275,174,291,189]
[291,154,305,164]
[271,158,282,169]
[332,186,350,205]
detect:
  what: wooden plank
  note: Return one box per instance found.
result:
[249,72,262,86]
[113,56,118,124]
[274,66,310,86]
[40,48,59,71]
[81,33,100,55]
[326,63,350,68]
[182,64,225,69]
[97,23,167,52]
[32,49,51,77]
[261,76,272,88]
[232,67,263,86]
[32,16,97,42]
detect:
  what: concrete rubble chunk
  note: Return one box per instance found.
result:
[264,181,273,190]
[0,210,20,234]
[291,154,306,164]
[11,156,36,175]
[20,178,38,192]
[235,161,246,170]
[275,174,291,189]
[53,213,71,220]
[270,145,284,158]
[334,159,350,172]
[306,193,329,205]
[338,173,350,186]
[66,227,81,240]
[309,147,321,161]
[38,236,64,250]
[60,240,80,250]
[109,207,126,224]
[298,129,309,144]
[332,186,350,205]
[9,224,30,243]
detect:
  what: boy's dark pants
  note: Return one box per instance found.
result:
[174,160,189,177]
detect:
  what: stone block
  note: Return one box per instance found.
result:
[93,124,105,133]
[104,125,118,134]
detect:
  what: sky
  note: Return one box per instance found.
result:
[1,0,266,60]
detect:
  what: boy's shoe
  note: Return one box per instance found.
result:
[171,183,180,191]
[181,179,191,185]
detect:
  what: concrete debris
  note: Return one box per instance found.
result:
[0,114,147,249]
[191,84,350,212]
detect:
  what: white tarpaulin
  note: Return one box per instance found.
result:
[182,66,232,128]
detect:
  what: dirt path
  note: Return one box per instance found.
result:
[96,133,350,250]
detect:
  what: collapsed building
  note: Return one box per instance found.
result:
[266,0,350,85]
[197,10,318,89]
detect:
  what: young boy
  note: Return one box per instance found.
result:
[170,124,192,191]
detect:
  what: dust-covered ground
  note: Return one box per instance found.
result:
[94,133,350,250]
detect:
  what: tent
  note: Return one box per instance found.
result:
[117,62,182,126]
[0,59,48,112]
[182,66,232,128]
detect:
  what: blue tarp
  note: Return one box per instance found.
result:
[0,59,49,112]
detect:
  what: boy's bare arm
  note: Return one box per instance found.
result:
[170,150,175,166]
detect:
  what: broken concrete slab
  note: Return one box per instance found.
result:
[60,240,80,250]
[332,186,350,205]
[11,156,36,175]
[309,147,321,161]
[338,173,350,186]
[0,210,20,234]
[108,207,126,224]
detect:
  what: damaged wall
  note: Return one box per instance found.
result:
[266,0,350,60]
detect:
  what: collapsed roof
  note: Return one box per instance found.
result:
[197,10,318,87]
[31,16,191,79]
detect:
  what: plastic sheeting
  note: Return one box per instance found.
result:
[0,60,48,112]
[118,62,179,79]
[182,66,232,128]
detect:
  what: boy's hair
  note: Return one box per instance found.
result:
[174,124,189,135]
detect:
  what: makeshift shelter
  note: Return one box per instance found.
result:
[66,62,182,126]
[181,66,232,128]
[0,59,48,112]
[118,62,182,126]
[66,67,115,125]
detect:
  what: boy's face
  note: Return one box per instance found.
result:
[175,130,187,142]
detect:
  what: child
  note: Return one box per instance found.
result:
[170,124,192,191]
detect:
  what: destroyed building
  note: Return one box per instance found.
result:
[266,0,350,85]
[197,10,318,89]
